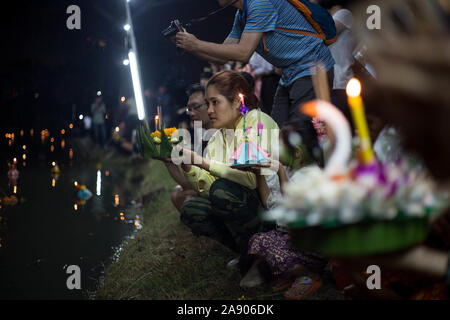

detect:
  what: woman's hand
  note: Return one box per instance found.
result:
[155,157,173,164]
[174,146,210,172]
[239,160,281,173]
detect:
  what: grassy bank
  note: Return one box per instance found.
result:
[94,156,343,300]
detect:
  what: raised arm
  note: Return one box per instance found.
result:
[189,37,240,64]
[175,31,262,64]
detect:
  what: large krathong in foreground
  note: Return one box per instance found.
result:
[263,81,448,257]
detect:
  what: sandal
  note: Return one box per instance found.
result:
[283,276,323,300]
[269,265,308,292]
[269,276,295,292]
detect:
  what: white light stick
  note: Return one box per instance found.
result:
[124,0,146,121]
[128,51,146,121]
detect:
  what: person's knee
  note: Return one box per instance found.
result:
[179,199,211,236]
[210,179,240,205]
[210,178,251,218]
[171,185,183,203]
[179,199,194,227]
[210,178,241,194]
[179,196,204,224]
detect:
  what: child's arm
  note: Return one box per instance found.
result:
[273,160,289,195]
[255,173,270,209]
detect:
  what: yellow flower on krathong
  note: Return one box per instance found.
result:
[151,128,177,138]
[164,127,178,137]
[151,131,161,138]
[151,128,177,144]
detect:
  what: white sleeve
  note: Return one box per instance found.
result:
[333,9,353,29]
[249,53,274,77]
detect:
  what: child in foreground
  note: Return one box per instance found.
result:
[240,126,328,300]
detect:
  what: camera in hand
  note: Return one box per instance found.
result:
[161,0,238,39]
[161,19,184,38]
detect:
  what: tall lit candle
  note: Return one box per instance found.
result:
[346,78,374,165]
[157,106,162,131]
[155,115,159,131]
[238,93,249,163]
[239,93,245,108]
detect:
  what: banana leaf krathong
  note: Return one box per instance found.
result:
[137,123,182,159]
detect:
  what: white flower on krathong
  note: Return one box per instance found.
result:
[339,205,361,224]
[306,210,323,226]
[264,207,285,221]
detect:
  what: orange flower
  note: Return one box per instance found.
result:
[151,130,161,138]
[164,127,178,137]
[151,127,178,138]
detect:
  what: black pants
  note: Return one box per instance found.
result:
[180,178,265,256]
[270,69,334,166]
[331,89,354,132]
[260,74,281,116]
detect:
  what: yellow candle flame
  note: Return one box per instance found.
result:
[346,78,374,164]
[238,93,245,104]
[346,78,361,98]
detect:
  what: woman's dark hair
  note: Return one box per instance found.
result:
[200,71,213,80]
[206,70,259,109]
[240,71,255,89]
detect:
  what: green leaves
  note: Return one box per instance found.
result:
[136,122,175,159]
[137,122,158,158]
[159,128,173,159]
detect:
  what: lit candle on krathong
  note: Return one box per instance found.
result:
[154,115,159,131]
[157,106,162,131]
[346,78,374,165]
[238,93,249,115]
[239,93,249,163]
[239,93,245,107]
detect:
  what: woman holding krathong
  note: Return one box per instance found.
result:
[177,70,280,274]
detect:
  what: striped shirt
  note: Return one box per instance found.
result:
[228,0,335,87]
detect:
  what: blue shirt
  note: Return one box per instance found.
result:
[228,0,335,87]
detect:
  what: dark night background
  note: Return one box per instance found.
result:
[1,0,235,131]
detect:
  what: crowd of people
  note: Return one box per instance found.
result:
[94,0,450,299]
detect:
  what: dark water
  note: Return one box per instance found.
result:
[0,129,139,299]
